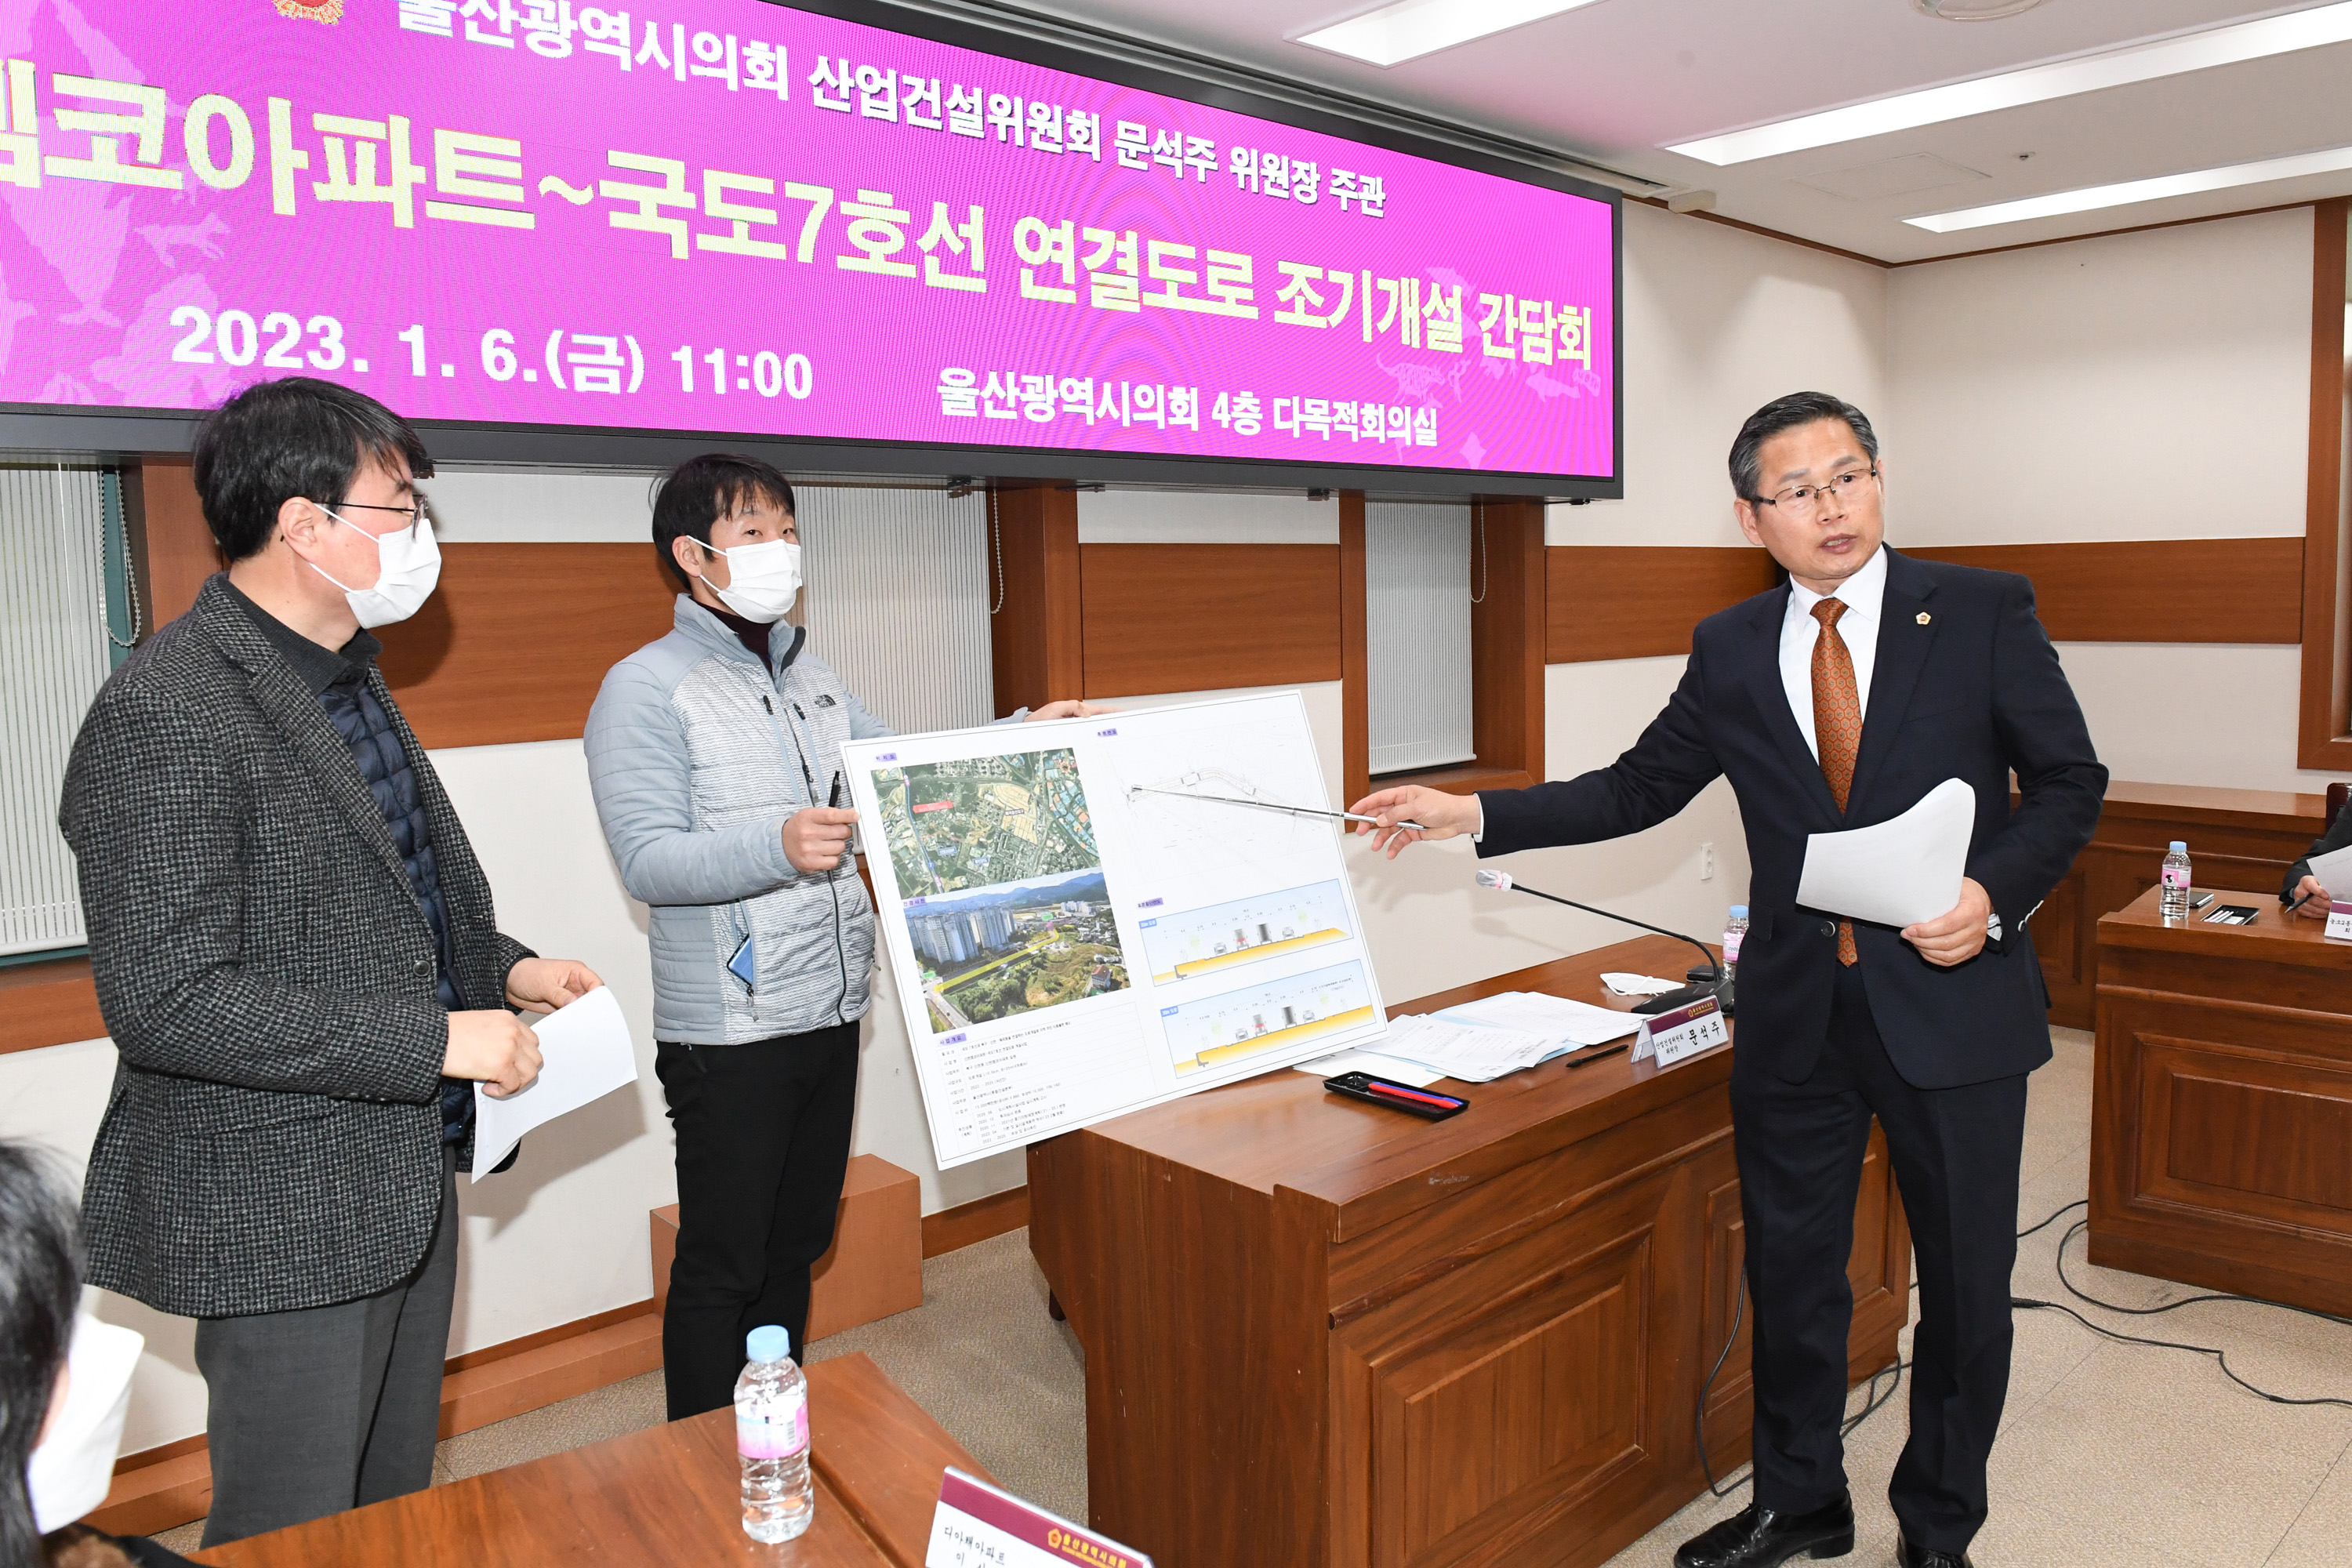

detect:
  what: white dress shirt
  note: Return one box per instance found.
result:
[1781,544,1887,760]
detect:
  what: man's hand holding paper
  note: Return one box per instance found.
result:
[1795,777,1989,966]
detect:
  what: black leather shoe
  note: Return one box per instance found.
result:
[1673,1492,1856,1568]
[1894,1531,1974,1568]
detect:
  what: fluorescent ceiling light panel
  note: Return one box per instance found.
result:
[1904,143,2352,231]
[1295,0,1606,67]
[1667,1,2352,166]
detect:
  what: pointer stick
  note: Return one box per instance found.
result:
[1125,784,1426,833]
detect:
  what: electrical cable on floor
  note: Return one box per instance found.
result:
[1691,1192,2352,1499]
[2002,1203,2352,1413]
[2015,1196,2085,1240]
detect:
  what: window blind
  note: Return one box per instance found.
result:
[1,468,114,956]
[1365,502,1473,775]
[793,485,995,735]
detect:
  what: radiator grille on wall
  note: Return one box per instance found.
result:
[793,486,994,735]
[1366,502,1473,775]
[1,468,114,956]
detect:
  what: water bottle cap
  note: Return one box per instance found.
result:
[1729,905,1748,918]
[746,1325,790,1363]
[2169,841,2187,852]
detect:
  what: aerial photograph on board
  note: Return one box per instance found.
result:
[875,749,1099,897]
[873,750,1127,1033]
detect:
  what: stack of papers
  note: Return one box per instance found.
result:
[1295,992,1646,1087]
[1438,991,1646,1047]
[1372,1014,1560,1082]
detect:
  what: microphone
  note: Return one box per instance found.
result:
[1473,869,1733,1016]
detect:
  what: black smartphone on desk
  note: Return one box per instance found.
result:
[1323,1072,1468,1120]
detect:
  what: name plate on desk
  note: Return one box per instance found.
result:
[2326,902,2352,942]
[1633,996,1729,1071]
[927,1468,1152,1568]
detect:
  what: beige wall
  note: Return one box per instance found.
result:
[1886,208,2313,546]
[1552,201,1890,550]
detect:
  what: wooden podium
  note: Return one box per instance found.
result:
[1028,934,1911,1568]
[2092,885,2352,1316]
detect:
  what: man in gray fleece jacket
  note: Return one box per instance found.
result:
[584,455,1091,1415]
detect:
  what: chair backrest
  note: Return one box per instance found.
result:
[2331,782,2349,820]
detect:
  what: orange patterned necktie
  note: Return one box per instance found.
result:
[1811,599,1861,966]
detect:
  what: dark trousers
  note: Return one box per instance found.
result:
[656,1022,861,1420]
[1730,964,2028,1555]
[194,1148,459,1547]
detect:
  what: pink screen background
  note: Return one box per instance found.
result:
[0,0,1617,480]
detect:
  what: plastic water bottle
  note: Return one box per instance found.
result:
[735,1325,812,1542]
[1722,905,1748,981]
[2160,841,2191,921]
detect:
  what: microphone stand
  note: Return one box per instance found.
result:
[1492,882,1733,1016]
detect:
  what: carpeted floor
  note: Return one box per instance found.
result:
[158,1027,2352,1564]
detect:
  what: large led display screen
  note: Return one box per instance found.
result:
[0,0,1619,487]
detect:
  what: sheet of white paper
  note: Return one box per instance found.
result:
[1437,990,1642,1047]
[470,987,639,1181]
[1601,972,1683,996]
[2305,842,2352,895]
[1293,1049,1446,1088]
[1795,778,1976,929]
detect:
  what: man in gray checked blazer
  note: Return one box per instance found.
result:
[58,378,601,1546]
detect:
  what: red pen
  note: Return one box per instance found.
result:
[1365,1081,1460,1109]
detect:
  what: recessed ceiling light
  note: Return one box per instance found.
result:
[1667,1,2352,165]
[1294,0,1609,68]
[1904,143,2352,232]
[1915,0,2048,18]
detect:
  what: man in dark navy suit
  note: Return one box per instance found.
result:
[1353,392,2104,1568]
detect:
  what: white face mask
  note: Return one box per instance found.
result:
[28,1316,144,1534]
[691,535,801,625]
[307,506,442,629]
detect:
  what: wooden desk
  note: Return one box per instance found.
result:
[1029,935,1911,1568]
[2034,782,2327,1029]
[191,1352,980,1567]
[2092,884,2352,1316]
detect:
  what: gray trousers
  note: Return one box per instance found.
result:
[194,1148,459,1547]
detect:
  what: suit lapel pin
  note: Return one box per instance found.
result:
[1915,612,1932,625]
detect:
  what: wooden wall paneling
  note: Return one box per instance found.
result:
[1339,491,1370,808]
[0,956,109,1055]
[1077,542,1342,698]
[2300,198,2352,768]
[1546,546,1779,663]
[1904,539,2304,644]
[371,543,677,750]
[986,483,1082,717]
[124,455,219,632]
[1461,498,1546,792]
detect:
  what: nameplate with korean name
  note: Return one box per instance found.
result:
[2325,902,2352,942]
[927,1468,1152,1568]
[1634,995,1730,1072]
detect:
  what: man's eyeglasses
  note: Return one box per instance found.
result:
[336,496,434,538]
[1755,466,1878,520]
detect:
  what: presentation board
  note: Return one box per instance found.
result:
[0,0,1619,494]
[841,692,1386,1167]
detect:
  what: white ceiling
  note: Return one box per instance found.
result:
[1006,0,2352,263]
